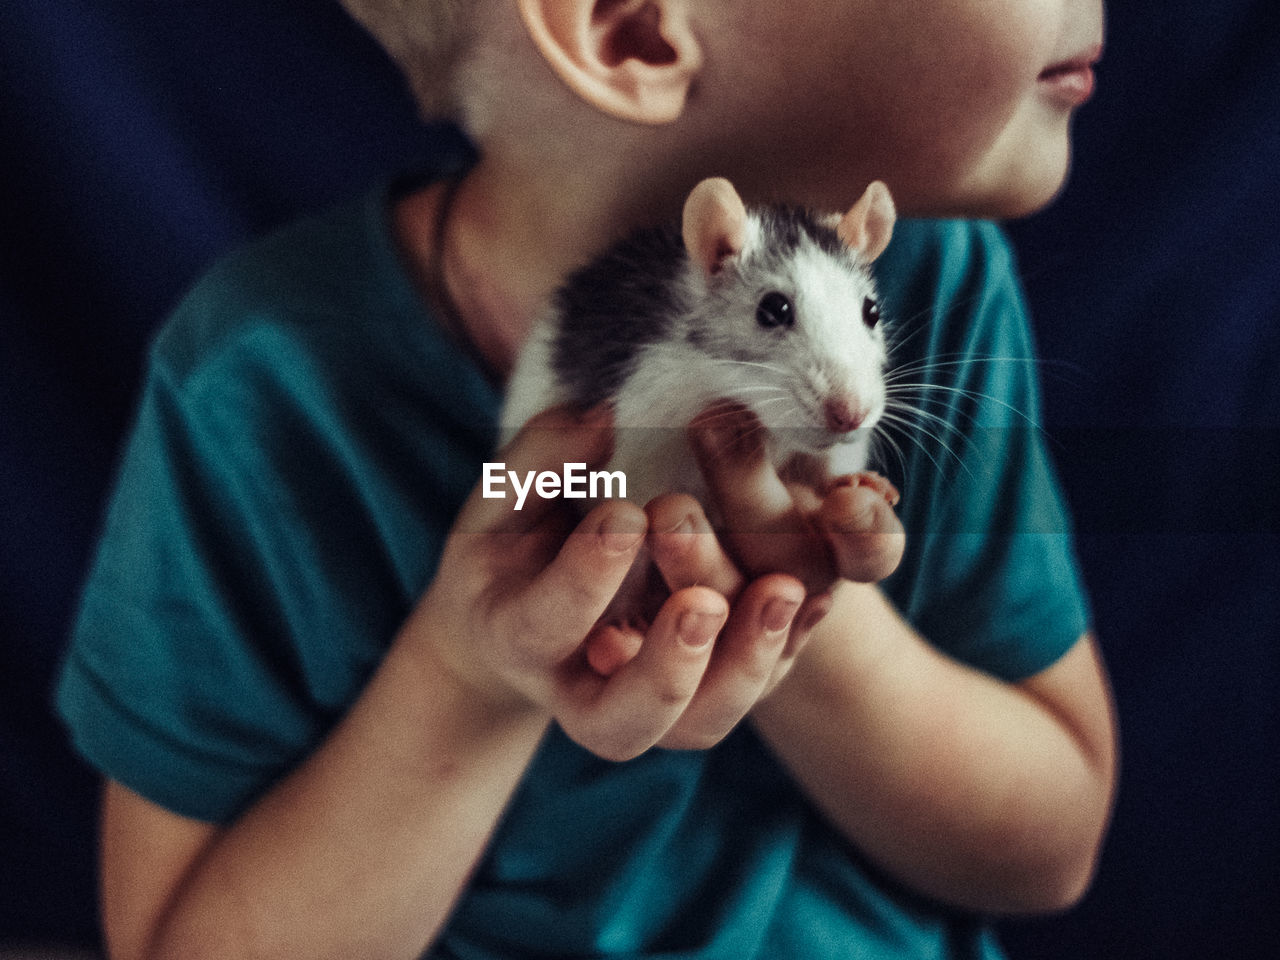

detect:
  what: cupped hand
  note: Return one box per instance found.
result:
[403,407,742,762]
[639,493,809,749]
[579,402,905,752]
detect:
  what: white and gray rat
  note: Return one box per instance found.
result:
[501,176,899,514]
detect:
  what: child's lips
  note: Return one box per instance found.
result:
[1038,45,1103,107]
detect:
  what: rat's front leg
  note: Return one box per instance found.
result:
[778,442,900,509]
[584,554,666,676]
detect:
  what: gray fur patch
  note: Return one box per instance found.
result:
[549,224,688,408]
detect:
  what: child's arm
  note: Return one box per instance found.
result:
[753,591,1116,915]
[100,407,806,960]
[689,413,1117,915]
[101,639,549,960]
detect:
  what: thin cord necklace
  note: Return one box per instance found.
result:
[425,175,501,384]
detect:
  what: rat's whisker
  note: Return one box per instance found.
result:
[884,398,970,442]
[878,410,973,480]
[706,357,792,377]
[884,381,1041,432]
[870,425,909,483]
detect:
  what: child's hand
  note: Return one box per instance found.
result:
[688,403,905,593]
[583,399,905,749]
[577,401,905,748]
[402,407,802,762]
[635,493,813,750]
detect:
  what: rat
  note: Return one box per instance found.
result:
[499,177,901,668]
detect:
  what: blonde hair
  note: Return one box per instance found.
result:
[338,0,476,120]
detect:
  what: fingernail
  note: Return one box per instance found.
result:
[678,609,721,648]
[689,403,745,456]
[658,513,695,537]
[599,511,645,554]
[761,597,801,633]
[797,596,833,633]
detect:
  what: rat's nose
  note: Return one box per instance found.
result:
[823,396,866,433]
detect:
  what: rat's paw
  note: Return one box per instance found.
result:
[827,471,900,507]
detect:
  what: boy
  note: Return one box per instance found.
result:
[58,1,1117,958]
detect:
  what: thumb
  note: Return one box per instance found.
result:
[508,499,650,663]
[818,479,905,583]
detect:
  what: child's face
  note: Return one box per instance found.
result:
[717,0,1104,217]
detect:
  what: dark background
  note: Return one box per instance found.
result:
[3,1,1276,956]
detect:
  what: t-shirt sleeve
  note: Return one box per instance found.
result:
[880,220,1092,682]
[55,318,425,823]
[56,345,316,821]
[56,188,497,825]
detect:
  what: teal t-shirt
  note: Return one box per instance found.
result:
[57,176,1089,959]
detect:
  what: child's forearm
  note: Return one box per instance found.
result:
[113,632,549,960]
[750,581,1117,916]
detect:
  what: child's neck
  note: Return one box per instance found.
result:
[396,157,657,383]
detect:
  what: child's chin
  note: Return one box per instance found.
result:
[957,126,1075,218]
[1006,143,1076,216]
[976,159,1073,219]
[996,183,1067,218]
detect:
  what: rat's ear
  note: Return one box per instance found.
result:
[517,0,702,125]
[837,181,896,262]
[682,177,749,278]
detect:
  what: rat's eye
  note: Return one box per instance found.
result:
[757,291,794,329]
[862,296,881,329]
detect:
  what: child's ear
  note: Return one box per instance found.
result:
[682,177,748,278]
[836,181,897,262]
[517,0,702,124]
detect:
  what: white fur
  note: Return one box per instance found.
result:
[783,240,888,433]
[499,212,887,513]
[498,318,565,445]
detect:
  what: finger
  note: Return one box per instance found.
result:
[658,574,804,751]
[584,622,645,676]
[557,586,727,762]
[506,499,649,661]
[790,590,835,658]
[458,405,614,533]
[688,403,791,521]
[818,482,906,583]
[646,493,745,598]
[689,404,832,587]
